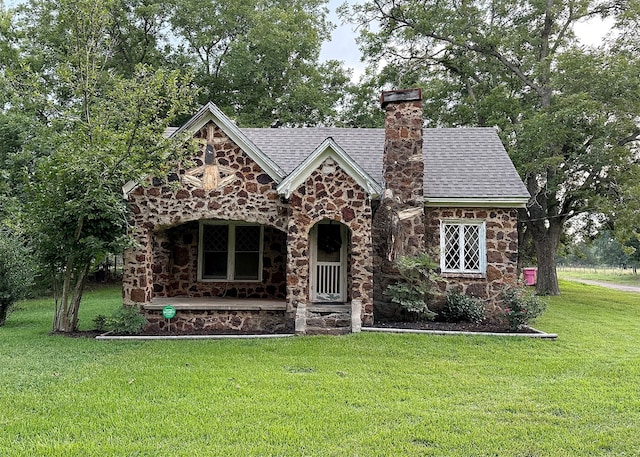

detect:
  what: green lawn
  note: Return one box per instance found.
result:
[1,282,639,456]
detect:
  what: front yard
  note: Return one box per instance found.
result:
[1,281,639,456]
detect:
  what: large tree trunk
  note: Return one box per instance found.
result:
[533,234,560,295]
[529,218,563,296]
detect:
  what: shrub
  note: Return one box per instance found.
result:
[442,291,486,324]
[386,282,437,320]
[0,230,35,326]
[106,306,147,335]
[92,314,108,332]
[385,253,440,321]
[500,282,547,330]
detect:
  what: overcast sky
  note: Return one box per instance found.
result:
[319,0,367,79]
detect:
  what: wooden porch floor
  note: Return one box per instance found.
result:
[145,296,287,311]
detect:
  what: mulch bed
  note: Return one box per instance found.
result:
[60,320,536,337]
[372,319,536,334]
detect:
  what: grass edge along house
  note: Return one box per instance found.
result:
[122,89,530,335]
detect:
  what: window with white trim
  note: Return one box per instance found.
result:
[440,220,486,274]
[198,222,263,281]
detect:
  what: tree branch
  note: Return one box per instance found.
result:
[618,128,640,146]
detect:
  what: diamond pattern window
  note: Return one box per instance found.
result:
[440,220,486,274]
[199,222,263,281]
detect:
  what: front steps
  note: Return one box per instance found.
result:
[295,301,362,335]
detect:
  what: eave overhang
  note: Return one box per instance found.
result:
[424,197,530,208]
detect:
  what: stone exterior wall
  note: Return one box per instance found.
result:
[151,222,287,299]
[145,308,289,334]
[425,207,519,313]
[123,103,522,333]
[286,157,374,324]
[123,120,375,329]
[374,206,519,318]
[123,121,289,307]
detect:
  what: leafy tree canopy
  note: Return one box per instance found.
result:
[7,0,197,332]
[347,0,640,294]
[169,0,351,126]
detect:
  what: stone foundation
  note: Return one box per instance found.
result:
[144,309,290,334]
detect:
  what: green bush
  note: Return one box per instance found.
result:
[0,230,35,326]
[386,282,437,320]
[385,253,439,321]
[500,282,547,330]
[442,291,486,324]
[92,314,108,332]
[106,306,147,335]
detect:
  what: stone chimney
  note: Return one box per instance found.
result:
[380,88,424,204]
[372,89,426,319]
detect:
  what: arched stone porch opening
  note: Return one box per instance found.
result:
[287,214,374,334]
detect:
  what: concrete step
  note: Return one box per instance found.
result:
[295,301,362,335]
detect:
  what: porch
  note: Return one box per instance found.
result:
[142,296,290,334]
[141,297,359,335]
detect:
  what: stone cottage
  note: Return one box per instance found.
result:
[122,89,530,334]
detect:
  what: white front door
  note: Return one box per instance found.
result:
[310,222,347,303]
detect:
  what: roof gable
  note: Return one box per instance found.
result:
[276,138,383,199]
[126,104,529,207]
[173,102,287,183]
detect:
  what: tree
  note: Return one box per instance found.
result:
[12,0,196,332]
[348,0,640,294]
[106,0,176,75]
[0,229,35,326]
[169,0,351,126]
[336,70,385,128]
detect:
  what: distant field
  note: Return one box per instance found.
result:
[558,266,640,286]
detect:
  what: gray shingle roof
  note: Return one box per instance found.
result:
[423,128,529,199]
[242,127,529,200]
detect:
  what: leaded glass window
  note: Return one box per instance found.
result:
[199,222,263,281]
[440,221,486,274]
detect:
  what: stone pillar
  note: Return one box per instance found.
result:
[351,299,362,332]
[122,227,154,306]
[285,215,310,311]
[373,88,426,318]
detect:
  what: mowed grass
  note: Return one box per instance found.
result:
[1,282,639,456]
[558,267,640,286]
